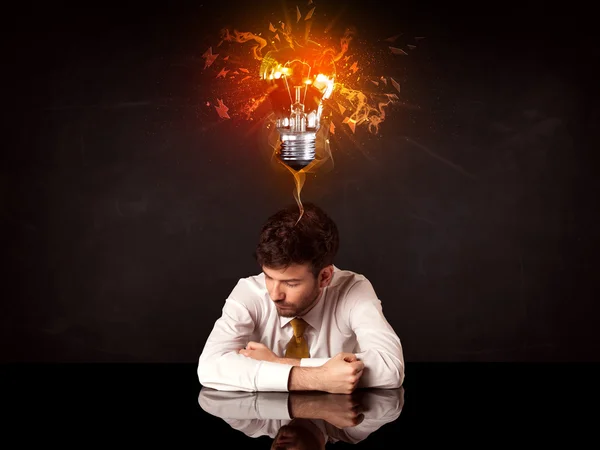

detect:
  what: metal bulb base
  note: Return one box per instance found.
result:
[278,131,316,171]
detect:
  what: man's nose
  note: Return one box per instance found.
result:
[271,284,284,301]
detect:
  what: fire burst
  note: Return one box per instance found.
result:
[200,3,422,215]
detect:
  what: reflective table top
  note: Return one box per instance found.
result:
[2,362,597,447]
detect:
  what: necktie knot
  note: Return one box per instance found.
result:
[290,318,307,337]
[285,318,310,359]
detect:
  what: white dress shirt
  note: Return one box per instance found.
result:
[197,266,404,392]
[198,387,404,444]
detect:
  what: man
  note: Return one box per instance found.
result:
[197,202,404,393]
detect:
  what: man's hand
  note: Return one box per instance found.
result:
[289,392,365,428]
[238,341,279,363]
[319,353,365,394]
[289,352,364,394]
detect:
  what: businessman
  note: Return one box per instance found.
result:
[197,202,404,393]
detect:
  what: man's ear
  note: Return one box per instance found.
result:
[319,265,334,288]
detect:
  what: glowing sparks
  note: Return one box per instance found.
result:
[202,47,219,69]
[384,34,402,42]
[342,117,357,133]
[200,5,421,208]
[389,46,408,55]
[214,99,230,119]
[216,67,229,78]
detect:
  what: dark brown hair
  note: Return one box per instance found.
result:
[254,202,339,277]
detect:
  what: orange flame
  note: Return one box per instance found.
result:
[201,5,421,215]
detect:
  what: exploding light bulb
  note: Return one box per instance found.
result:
[260,39,336,171]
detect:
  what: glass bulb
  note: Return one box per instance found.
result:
[260,39,336,171]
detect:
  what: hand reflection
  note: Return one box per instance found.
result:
[198,387,404,446]
[288,392,366,429]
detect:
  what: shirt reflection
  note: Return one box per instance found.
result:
[198,387,404,447]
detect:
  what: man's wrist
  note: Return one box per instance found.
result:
[288,366,324,391]
[288,394,322,419]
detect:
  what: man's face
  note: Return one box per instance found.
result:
[263,263,322,318]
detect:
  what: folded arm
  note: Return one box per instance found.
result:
[346,279,405,389]
[198,299,293,392]
[237,340,366,394]
[198,278,403,392]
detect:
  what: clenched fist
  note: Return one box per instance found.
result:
[289,352,365,394]
[319,353,365,394]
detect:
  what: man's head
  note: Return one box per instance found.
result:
[254,202,339,317]
[270,419,326,450]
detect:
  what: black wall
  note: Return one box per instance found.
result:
[3,1,597,362]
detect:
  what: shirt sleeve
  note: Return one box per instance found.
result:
[299,357,330,367]
[198,389,292,420]
[198,288,293,392]
[197,389,290,439]
[346,279,405,389]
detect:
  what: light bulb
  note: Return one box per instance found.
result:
[260,39,336,171]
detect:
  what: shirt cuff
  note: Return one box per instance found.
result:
[255,361,294,391]
[256,392,292,419]
[300,357,330,367]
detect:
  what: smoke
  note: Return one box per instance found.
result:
[220,29,268,60]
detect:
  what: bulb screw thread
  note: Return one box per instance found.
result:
[278,132,316,171]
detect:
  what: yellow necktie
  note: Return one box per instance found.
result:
[285,318,310,359]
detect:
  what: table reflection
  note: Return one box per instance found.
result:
[198,387,404,447]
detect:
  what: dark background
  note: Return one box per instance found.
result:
[3,0,597,363]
